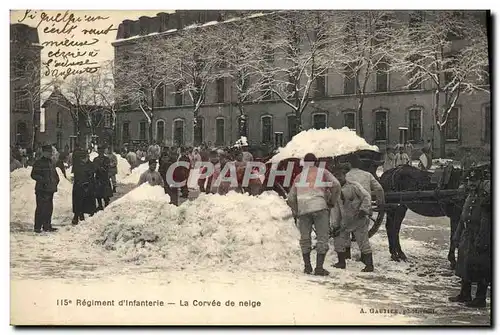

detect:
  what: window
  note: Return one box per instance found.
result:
[445,107,460,141]
[407,54,423,90]
[156,120,165,144]
[155,83,165,107]
[194,117,204,145]
[287,115,298,141]
[16,122,27,145]
[409,11,424,40]
[314,74,327,98]
[444,54,458,86]
[374,110,388,141]
[174,84,183,106]
[343,112,356,130]
[484,104,491,144]
[343,65,356,94]
[261,116,273,144]
[103,113,112,128]
[15,57,26,77]
[446,11,465,41]
[122,122,130,143]
[262,77,272,101]
[56,112,62,128]
[375,61,389,92]
[14,90,28,110]
[56,132,62,151]
[173,119,185,146]
[312,113,327,130]
[216,78,225,103]
[216,118,225,145]
[408,108,422,142]
[238,115,248,137]
[139,121,147,140]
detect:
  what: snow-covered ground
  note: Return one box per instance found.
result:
[10,162,490,325]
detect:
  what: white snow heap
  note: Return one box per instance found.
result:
[10,167,73,224]
[120,162,149,185]
[93,191,300,271]
[270,127,379,163]
[234,136,249,148]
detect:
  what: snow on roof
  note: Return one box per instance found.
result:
[270,127,379,163]
[114,12,273,44]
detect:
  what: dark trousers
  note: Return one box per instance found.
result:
[96,197,110,209]
[165,185,179,206]
[34,191,54,231]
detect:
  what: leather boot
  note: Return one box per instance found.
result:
[449,280,472,303]
[466,281,488,308]
[361,253,374,272]
[79,214,85,221]
[345,247,352,260]
[314,253,330,276]
[71,215,79,225]
[334,252,346,269]
[302,253,312,274]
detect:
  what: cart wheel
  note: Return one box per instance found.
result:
[368,206,386,238]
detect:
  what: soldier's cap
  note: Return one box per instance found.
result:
[331,163,351,174]
[41,145,52,152]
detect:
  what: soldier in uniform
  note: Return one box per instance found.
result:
[341,155,385,260]
[71,150,96,225]
[449,165,491,308]
[93,146,113,211]
[30,145,60,233]
[286,153,341,276]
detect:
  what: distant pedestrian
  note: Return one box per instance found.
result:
[383,147,396,172]
[93,146,113,211]
[71,150,96,225]
[405,141,414,160]
[138,159,164,187]
[126,148,138,171]
[107,148,118,193]
[30,145,60,233]
[395,147,410,166]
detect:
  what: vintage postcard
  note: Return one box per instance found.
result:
[9,8,491,326]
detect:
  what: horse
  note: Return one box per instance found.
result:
[379,164,465,268]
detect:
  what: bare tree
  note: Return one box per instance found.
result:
[160,26,222,145]
[391,11,489,157]
[256,11,337,135]
[327,11,400,138]
[115,36,167,144]
[215,15,271,137]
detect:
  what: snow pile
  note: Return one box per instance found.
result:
[93,191,300,271]
[270,127,379,163]
[89,152,98,161]
[10,167,74,224]
[121,163,149,185]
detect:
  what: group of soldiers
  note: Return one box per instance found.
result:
[135,143,258,205]
[29,144,118,232]
[286,154,385,275]
[285,152,491,309]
